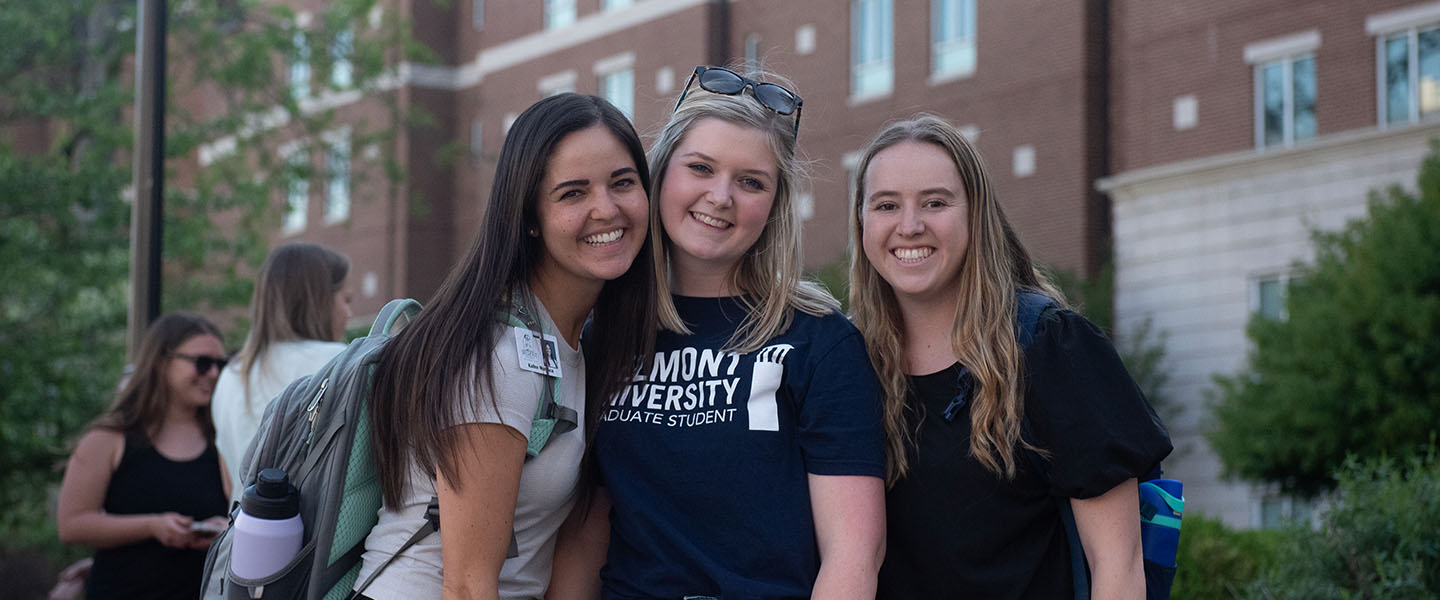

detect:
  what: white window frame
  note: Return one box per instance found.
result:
[745,33,762,72]
[930,0,976,83]
[330,28,354,90]
[538,70,577,97]
[1252,54,1316,148]
[1249,273,1290,321]
[1368,3,1440,126]
[289,29,311,101]
[1244,30,1320,149]
[850,0,894,103]
[282,147,308,235]
[603,0,633,11]
[323,130,351,225]
[545,0,576,30]
[595,53,636,121]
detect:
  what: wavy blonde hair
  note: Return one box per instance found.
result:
[649,69,837,352]
[849,114,1066,484]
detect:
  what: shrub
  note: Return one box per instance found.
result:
[1242,447,1440,599]
[1170,514,1282,600]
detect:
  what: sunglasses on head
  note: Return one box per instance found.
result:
[173,352,228,375]
[674,65,804,139]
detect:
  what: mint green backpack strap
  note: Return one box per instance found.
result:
[497,309,578,458]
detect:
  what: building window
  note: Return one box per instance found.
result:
[931,0,976,80]
[545,0,576,30]
[851,0,893,99]
[330,28,353,90]
[1380,26,1440,124]
[283,152,308,234]
[325,135,350,224]
[1254,275,1288,320]
[289,31,310,101]
[601,68,635,121]
[473,0,483,30]
[603,0,632,10]
[1259,494,1314,529]
[1255,55,1316,148]
[538,70,577,97]
[745,34,762,72]
[471,120,483,159]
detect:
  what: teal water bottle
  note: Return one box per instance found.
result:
[1139,478,1184,567]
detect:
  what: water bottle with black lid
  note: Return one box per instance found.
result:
[229,468,303,580]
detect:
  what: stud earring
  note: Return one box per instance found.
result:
[528,227,539,237]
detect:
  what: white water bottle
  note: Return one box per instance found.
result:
[230,468,303,580]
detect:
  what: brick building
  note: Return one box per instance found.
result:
[1102,0,1440,527]
[262,0,1109,320]
[200,0,1434,528]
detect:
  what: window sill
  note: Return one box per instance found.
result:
[847,88,892,107]
[928,67,976,87]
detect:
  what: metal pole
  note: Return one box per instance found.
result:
[126,0,166,359]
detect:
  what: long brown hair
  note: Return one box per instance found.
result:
[93,312,223,442]
[234,242,348,409]
[369,93,658,507]
[849,114,1065,483]
[648,68,838,353]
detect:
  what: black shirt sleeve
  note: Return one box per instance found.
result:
[1023,309,1173,499]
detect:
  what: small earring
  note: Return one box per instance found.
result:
[527,227,539,237]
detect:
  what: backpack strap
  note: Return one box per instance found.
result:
[941,291,1057,423]
[498,300,579,458]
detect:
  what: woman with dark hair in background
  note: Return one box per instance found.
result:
[354,92,657,600]
[212,242,351,488]
[549,66,886,600]
[57,312,232,599]
[849,114,1171,599]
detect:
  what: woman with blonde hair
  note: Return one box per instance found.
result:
[57,312,231,599]
[849,114,1171,599]
[212,242,351,487]
[551,66,887,600]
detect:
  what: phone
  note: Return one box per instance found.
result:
[190,521,225,538]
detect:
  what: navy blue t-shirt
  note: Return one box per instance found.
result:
[594,295,886,600]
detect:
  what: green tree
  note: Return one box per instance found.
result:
[1211,142,1440,496]
[0,0,418,563]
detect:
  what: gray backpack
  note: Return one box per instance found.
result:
[201,298,575,600]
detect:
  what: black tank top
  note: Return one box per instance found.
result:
[86,429,228,600]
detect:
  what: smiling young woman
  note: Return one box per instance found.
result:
[56,312,231,600]
[547,66,887,600]
[849,114,1172,600]
[356,93,657,600]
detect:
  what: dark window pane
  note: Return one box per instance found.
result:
[1293,57,1316,141]
[1263,62,1285,147]
[1388,36,1412,123]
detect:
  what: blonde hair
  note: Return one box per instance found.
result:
[649,69,837,353]
[848,114,1066,483]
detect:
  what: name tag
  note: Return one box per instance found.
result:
[513,326,562,377]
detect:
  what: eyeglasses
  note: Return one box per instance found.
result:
[674,65,803,139]
[173,353,228,375]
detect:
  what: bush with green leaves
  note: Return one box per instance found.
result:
[1241,448,1440,600]
[1211,142,1440,496]
[1169,515,1282,600]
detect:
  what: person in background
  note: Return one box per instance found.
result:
[355,92,656,600]
[848,114,1171,599]
[549,65,887,600]
[57,312,232,599]
[212,242,351,488]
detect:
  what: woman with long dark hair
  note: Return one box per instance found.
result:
[850,114,1171,599]
[354,92,657,600]
[57,312,231,599]
[212,242,351,488]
